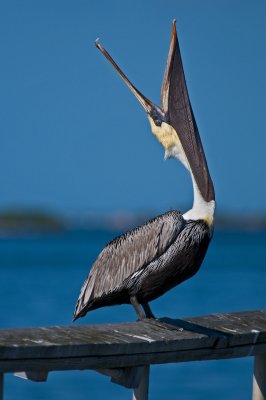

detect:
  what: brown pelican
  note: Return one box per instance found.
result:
[73,21,215,321]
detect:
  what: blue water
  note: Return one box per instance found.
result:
[1,228,266,399]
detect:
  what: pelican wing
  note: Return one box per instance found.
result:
[74,211,184,317]
[161,21,214,202]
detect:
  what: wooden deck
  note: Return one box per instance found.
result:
[1,310,266,399]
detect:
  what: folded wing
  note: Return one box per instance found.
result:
[74,211,184,319]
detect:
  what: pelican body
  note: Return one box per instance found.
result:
[73,21,215,321]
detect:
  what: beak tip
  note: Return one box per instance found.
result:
[95,38,101,49]
[172,19,177,35]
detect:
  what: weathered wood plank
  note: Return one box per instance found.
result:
[96,367,143,388]
[0,310,265,374]
[2,342,266,373]
[14,371,48,382]
[0,320,207,360]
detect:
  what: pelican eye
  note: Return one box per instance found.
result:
[154,119,162,127]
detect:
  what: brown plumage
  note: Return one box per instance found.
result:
[73,21,215,321]
[74,211,182,319]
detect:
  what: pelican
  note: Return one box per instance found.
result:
[73,21,215,321]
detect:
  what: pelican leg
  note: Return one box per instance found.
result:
[142,303,155,319]
[130,296,146,320]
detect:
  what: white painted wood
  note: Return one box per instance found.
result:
[0,373,3,400]
[132,366,150,400]
[253,355,266,400]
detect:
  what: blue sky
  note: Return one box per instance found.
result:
[1,0,266,216]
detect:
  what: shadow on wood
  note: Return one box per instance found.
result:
[0,310,266,400]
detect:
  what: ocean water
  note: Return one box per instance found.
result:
[0,228,266,399]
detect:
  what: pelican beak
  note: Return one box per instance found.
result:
[95,39,157,115]
[160,20,215,203]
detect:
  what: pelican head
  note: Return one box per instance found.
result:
[95,21,215,211]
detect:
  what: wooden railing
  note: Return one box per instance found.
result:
[1,310,266,399]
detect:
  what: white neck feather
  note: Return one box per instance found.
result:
[169,147,215,225]
[183,174,215,225]
[147,120,215,226]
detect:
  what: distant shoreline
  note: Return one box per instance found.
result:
[1,209,266,236]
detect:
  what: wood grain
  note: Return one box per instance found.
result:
[0,310,266,373]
